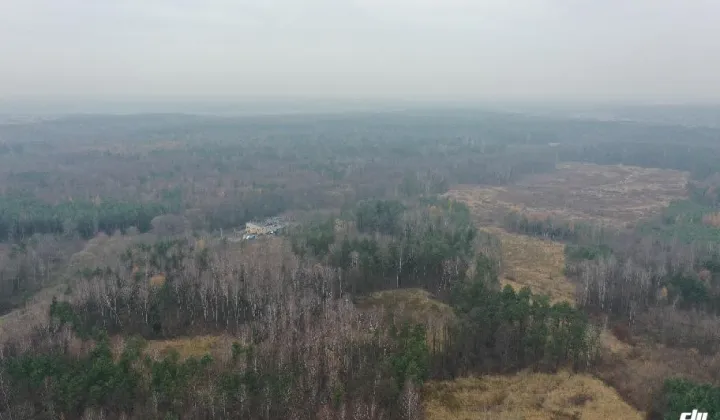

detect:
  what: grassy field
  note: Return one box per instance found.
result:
[446,163,689,227]
[596,342,720,411]
[0,162,693,417]
[356,288,454,320]
[424,371,643,420]
[439,170,718,419]
[440,163,699,417]
[360,291,647,419]
[144,335,236,361]
[356,288,455,347]
[482,226,575,305]
[445,163,690,306]
[356,289,651,419]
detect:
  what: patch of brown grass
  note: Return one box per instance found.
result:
[357,288,455,347]
[424,371,644,420]
[149,273,166,288]
[0,284,68,347]
[702,212,720,227]
[482,226,575,305]
[446,163,688,227]
[144,335,235,361]
[600,328,634,358]
[444,186,514,225]
[596,341,720,411]
[357,289,453,317]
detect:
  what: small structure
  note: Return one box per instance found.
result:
[245,217,286,236]
[245,222,272,235]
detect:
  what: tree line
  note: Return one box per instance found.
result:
[0,192,175,241]
[649,378,720,420]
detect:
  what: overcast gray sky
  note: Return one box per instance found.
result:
[1,0,719,102]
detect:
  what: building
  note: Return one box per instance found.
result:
[245,222,272,235]
[245,218,286,236]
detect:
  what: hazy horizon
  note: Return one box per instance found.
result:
[5,96,720,118]
[3,0,720,105]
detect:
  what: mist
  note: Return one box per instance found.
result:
[2,0,720,104]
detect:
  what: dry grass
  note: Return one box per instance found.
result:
[444,186,515,225]
[356,288,455,346]
[357,291,646,419]
[595,341,720,411]
[445,163,688,306]
[357,289,453,318]
[599,328,634,358]
[149,273,166,288]
[482,226,574,305]
[446,163,688,227]
[424,371,644,420]
[702,212,720,227]
[69,231,157,273]
[443,164,686,416]
[144,335,236,361]
[0,285,63,347]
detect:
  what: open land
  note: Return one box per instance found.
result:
[437,163,706,418]
[446,163,689,227]
[445,163,690,306]
[425,371,643,420]
[2,112,718,419]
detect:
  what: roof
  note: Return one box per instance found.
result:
[246,218,286,230]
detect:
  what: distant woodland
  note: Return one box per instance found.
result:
[0,111,719,419]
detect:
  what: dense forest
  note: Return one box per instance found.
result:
[0,200,596,419]
[0,110,719,419]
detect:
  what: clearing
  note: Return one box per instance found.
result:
[446,163,689,303]
[444,162,719,416]
[359,290,646,419]
[142,335,237,361]
[425,371,643,420]
[356,288,455,347]
[482,226,574,305]
[446,162,689,227]
[596,341,720,411]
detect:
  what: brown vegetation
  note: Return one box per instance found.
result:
[448,163,720,417]
[1,113,718,419]
[702,212,720,227]
[596,342,720,411]
[424,372,643,420]
[446,163,688,227]
[482,226,574,304]
[610,322,633,344]
[356,288,456,344]
[144,335,235,361]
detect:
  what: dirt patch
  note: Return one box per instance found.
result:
[446,162,689,226]
[424,371,644,420]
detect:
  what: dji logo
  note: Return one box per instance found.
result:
[680,410,709,420]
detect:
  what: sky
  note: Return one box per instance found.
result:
[1,0,720,103]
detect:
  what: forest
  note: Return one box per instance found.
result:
[0,109,719,419]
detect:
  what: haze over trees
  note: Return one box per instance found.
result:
[0,109,719,419]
